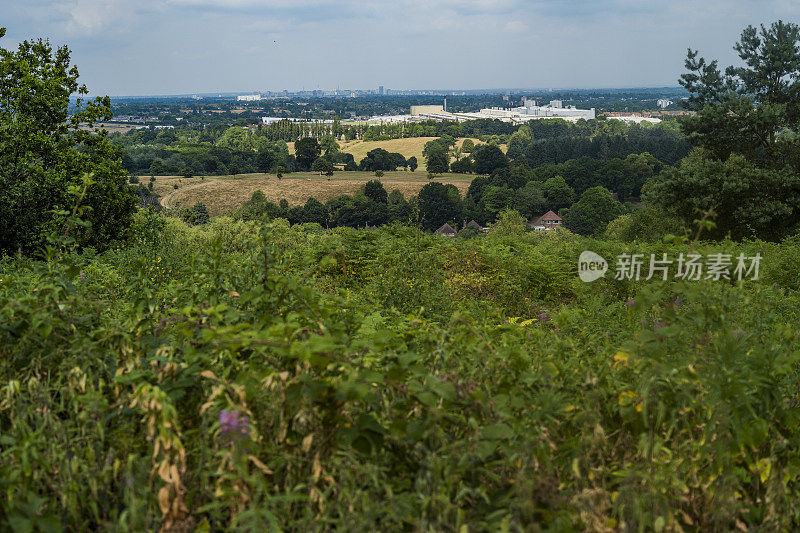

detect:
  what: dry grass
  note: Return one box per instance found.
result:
[155,172,472,216]
[288,137,505,162]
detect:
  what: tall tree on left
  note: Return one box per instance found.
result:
[0,28,137,254]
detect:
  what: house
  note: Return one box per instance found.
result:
[532,211,562,230]
[434,223,457,237]
[465,220,483,231]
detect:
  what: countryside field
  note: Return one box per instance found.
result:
[287,137,504,162]
[154,171,472,215]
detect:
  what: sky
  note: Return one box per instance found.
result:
[1,0,798,96]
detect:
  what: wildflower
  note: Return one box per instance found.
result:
[773,283,781,290]
[537,312,548,323]
[80,271,85,282]
[625,299,635,308]
[219,410,250,441]
[674,296,683,307]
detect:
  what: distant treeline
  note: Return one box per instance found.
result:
[115,118,687,177]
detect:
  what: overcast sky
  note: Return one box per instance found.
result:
[1,0,798,96]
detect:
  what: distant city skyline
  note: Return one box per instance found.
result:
[2,1,799,96]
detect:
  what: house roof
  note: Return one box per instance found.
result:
[434,223,456,235]
[534,210,562,225]
[466,220,482,230]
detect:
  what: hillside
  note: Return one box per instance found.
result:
[154,171,472,215]
[287,137,505,162]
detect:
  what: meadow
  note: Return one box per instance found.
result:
[2,212,800,531]
[286,137,504,161]
[155,172,472,215]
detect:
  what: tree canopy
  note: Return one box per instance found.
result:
[0,28,137,254]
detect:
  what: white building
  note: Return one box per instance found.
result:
[657,98,672,109]
[607,115,662,124]
[451,100,595,123]
[237,94,262,102]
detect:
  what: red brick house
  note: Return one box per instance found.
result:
[532,211,562,230]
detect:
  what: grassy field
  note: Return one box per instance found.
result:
[287,137,505,162]
[154,171,473,215]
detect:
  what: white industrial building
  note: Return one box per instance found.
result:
[607,115,662,124]
[446,99,595,124]
[237,94,262,102]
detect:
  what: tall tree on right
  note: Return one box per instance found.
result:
[678,20,800,167]
[647,21,800,240]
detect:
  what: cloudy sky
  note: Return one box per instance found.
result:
[1,0,798,96]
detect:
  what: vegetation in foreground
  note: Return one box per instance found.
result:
[3,213,800,531]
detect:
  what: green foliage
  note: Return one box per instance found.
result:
[542,175,576,211]
[0,29,137,254]
[562,186,623,235]
[294,137,321,170]
[646,150,800,240]
[424,145,449,174]
[605,206,685,242]
[418,182,462,231]
[1,214,800,530]
[363,180,388,204]
[311,157,334,175]
[679,20,800,167]
[473,144,509,175]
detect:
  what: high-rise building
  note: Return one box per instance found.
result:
[378,85,384,95]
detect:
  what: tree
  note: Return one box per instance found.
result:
[294,137,321,170]
[678,20,800,168]
[320,135,340,156]
[388,190,413,223]
[461,139,475,153]
[482,186,515,218]
[364,180,388,204]
[645,150,800,240]
[425,144,449,174]
[473,145,509,175]
[450,157,473,173]
[303,197,329,226]
[0,28,137,254]
[311,157,335,176]
[149,158,165,176]
[562,186,623,235]
[408,156,418,172]
[542,176,576,211]
[513,181,547,220]
[190,202,210,225]
[417,182,462,231]
[506,125,533,160]
[256,150,276,173]
[359,148,402,171]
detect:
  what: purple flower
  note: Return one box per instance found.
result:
[653,319,664,330]
[79,271,85,282]
[603,290,609,296]
[674,296,683,307]
[626,299,635,308]
[773,283,781,290]
[537,312,549,323]
[219,410,250,441]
